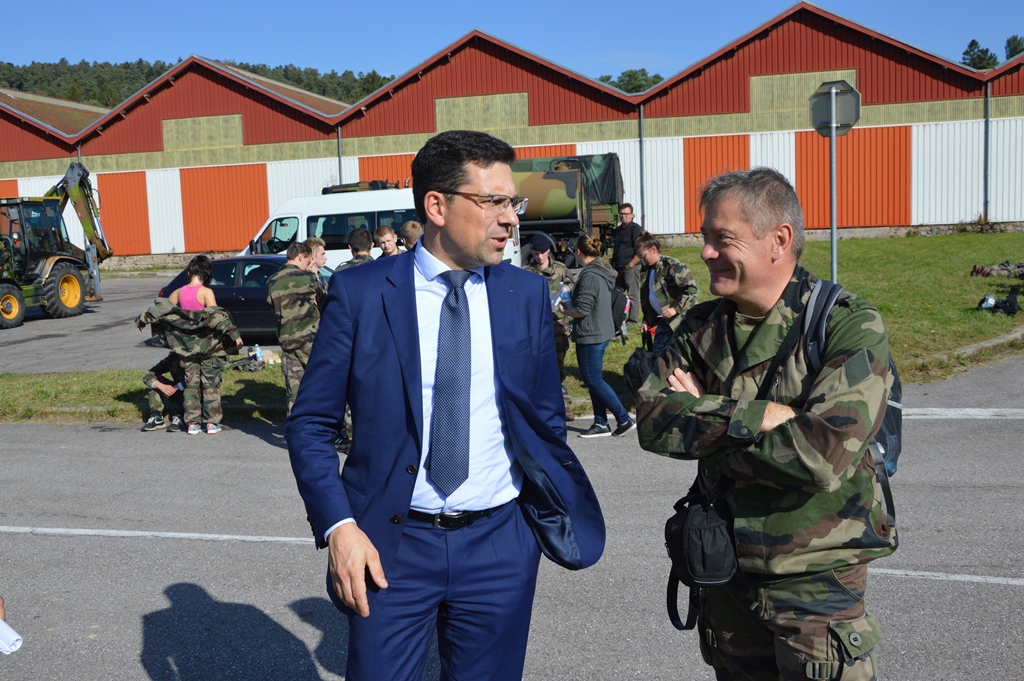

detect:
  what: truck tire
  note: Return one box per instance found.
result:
[42,263,86,319]
[0,284,25,329]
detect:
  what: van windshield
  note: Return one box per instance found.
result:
[307,208,413,250]
[255,217,299,254]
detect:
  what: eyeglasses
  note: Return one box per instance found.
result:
[619,211,632,217]
[448,191,529,216]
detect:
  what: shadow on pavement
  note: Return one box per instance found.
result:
[141,583,323,680]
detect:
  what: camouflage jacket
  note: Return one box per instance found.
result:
[524,258,573,331]
[337,254,374,271]
[135,299,241,360]
[639,255,698,330]
[266,264,319,352]
[143,351,186,389]
[636,266,897,575]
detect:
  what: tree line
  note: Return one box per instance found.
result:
[0,58,397,108]
[962,35,1024,70]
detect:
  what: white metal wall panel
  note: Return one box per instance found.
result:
[750,132,797,189]
[911,120,984,225]
[17,175,86,249]
[639,137,685,234]
[266,157,349,213]
[145,169,185,254]
[990,117,1024,223]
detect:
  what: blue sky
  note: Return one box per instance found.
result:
[5,1,1022,84]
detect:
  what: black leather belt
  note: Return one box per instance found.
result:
[407,507,495,530]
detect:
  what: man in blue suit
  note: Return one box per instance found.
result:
[286,130,605,681]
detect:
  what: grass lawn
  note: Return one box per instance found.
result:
[3,231,1024,423]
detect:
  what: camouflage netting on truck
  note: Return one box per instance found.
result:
[510,154,623,206]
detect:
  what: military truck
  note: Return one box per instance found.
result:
[511,153,623,266]
[0,164,111,329]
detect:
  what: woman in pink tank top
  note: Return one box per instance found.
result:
[169,255,217,309]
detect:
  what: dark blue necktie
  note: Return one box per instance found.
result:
[428,269,473,496]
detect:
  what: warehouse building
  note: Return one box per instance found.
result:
[0,1,1021,257]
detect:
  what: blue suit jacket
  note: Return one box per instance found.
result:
[286,251,605,613]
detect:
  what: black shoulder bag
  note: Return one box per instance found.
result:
[665,298,808,630]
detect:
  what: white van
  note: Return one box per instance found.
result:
[244,188,521,269]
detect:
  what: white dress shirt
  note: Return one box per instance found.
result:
[409,245,522,513]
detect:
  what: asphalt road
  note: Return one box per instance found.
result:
[2,282,1024,679]
[0,276,278,375]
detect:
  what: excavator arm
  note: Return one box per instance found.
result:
[45,162,113,261]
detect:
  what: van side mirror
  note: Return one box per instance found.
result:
[249,239,259,255]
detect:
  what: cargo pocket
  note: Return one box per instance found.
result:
[828,614,882,678]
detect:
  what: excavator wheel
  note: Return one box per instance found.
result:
[42,263,87,319]
[0,284,26,329]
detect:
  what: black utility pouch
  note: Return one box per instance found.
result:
[665,476,736,630]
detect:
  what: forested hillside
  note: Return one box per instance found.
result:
[0,58,394,107]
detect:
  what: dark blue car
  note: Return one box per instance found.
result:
[159,255,331,342]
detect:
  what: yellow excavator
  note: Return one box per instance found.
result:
[0,162,113,329]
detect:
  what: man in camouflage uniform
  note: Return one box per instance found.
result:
[374,224,401,257]
[305,236,329,306]
[135,298,243,434]
[636,168,897,681]
[267,241,319,415]
[971,261,1024,278]
[635,230,699,355]
[524,235,576,420]
[141,351,187,432]
[338,228,374,270]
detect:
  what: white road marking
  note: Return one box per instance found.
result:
[904,408,1024,419]
[871,567,1024,587]
[0,525,308,544]
[3,525,1022,586]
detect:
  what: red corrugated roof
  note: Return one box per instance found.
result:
[202,59,349,116]
[0,89,108,136]
[332,29,635,126]
[640,2,981,101]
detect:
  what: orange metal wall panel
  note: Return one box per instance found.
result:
[93,171,151,256]
[0,179,18,196]
[646,9,983,119]
[180,164,269,252]
[82,67,336,157]
[358,154,415,185]
[342,39,635,139]
[795,126,911,229]
[683,135,750,233]
[0,114,76,163]
[515,144,576,159]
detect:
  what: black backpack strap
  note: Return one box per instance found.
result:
[870,441,897,528]
[803,279,844,375]
[667,576,701,630]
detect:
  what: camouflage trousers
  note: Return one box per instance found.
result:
[698,564,881,681]
[182,356,226,425]
[282,346,311,415]
[988,263,1024,278]
[147,386,184,416]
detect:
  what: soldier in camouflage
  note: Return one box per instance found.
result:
[337,228,374,270]
[266,241,318,415]
[141,351,187,432]
[970,261,1024,278]
[523,235,576,420]
[135,297,243,433]
[636,168,897,681]
[635,230,698,355]
[305,236,329,306]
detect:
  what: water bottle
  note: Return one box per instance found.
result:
[558,282,573,310]
[254,344,263,361]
